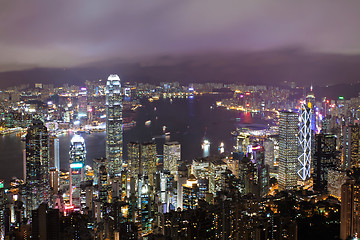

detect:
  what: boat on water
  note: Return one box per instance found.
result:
[145,120,151,126]
[123,120,136,130]
[218,142,224,153]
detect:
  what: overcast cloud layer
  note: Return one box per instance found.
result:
[0,1,360,72]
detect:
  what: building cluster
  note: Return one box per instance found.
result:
[2,75,360,239]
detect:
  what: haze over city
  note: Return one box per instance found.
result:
[1,1,360,88]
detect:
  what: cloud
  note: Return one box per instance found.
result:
[0,0,360,71]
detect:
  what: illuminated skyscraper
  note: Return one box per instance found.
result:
[141,142,157,187]
[298,103,312,181]
[350,125,360,169]
[183,174,199,210]
[306,86,316,132]
[49,136,60,194]
[342,124,360,170]
[106,74,123,176]
[278,111,298,191]
[69,134,86,210]
[236,132,250,153]
[313,134,338,192]
[140,181,151,235]
[163,141,181,175]
[49,136,60,170]
[340,178,360,240]
[127,142,141,178]
[25,118,50,218]
[78,87,87,119]
[0,180,5,240]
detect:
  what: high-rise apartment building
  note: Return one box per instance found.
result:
[127,142,141,178]
[106,74,123,176]
[141,142,157,187]
[163,141,181,175]
[342,124,360,170]
[340,178,360,240]
[25,118,50,218]
[278,111,298,191]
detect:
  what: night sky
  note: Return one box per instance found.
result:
[1,1,360,87]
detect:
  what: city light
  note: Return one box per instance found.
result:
[70,163,83,169]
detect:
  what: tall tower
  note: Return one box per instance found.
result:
[298,103,312,181]
[340,177,360,240]
[306,86,316,133]
[69,134,86,210]
[163,141,181,175]
[278,111,299,191]
[25,118,50,218]
[141,142,157,187]
[49,136,60,194]
[49,136,60,170]
[106,74,123,176]
[127,142,141,178]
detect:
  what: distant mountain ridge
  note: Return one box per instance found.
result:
[1,50,360,98]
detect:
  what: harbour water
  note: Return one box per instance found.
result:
[0,94,270,182]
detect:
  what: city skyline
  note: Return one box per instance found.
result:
[1,1,360,239]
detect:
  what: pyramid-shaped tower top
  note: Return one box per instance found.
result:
[306,85,315,99]
[108,74,120,81]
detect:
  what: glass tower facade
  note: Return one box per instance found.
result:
[69,134,86,210]
[278,111,298,191]
[163,141,181,175]
[25,118,50,218]
[106,74,123,176]
[298,103,312,181]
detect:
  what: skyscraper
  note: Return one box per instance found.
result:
[340,177,360,240]
[342,124,360,170]
[0,180,5,240]
[106,74,123,176]
[141,142,157,187]
[69,134,86,210]
[306,86,316,132]
[313,133,338,192]
[49,136,60,170]
[127,142,141,178]
[298,103,312,181]
[278,111,298,191]
[163,141,181,175]
[25,118,50,218]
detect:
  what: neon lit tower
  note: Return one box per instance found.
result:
[298,103,312,181]
[306,85,316,132]
[106,74,123,176]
